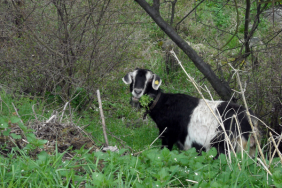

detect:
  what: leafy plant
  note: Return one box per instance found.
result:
[139,94,153,110]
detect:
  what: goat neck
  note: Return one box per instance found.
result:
[143,90,162,119]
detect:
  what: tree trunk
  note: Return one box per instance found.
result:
[135,0,233,101]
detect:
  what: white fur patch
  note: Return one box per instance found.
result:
[183,99,223,151]
[131,70,152,98]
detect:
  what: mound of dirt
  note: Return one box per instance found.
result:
[0,120,99,157]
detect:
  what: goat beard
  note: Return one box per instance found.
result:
[130,96,141,109]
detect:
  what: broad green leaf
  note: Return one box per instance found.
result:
[3,128,11,136]
[10,116,21,123]
[0,122,8,129]
[273,170,282,187]
[10,133,21,139]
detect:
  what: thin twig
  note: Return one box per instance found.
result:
[204,85,214,100]
[106,128,134,152]
[60,102,69,123]
[12,103,24,125]
[75,126,96,145]
[229,63,267,165]
[150,127,167,147]
[257,158,272,176]
[133,128,168,156]
[81,124,90,130]
[0,96,10,114]
[278,97,282,105]
[234,115,244,159]
[97,89,109,147]
[170,50,237,162]
[185,179,198,184]
[173,176,185,187]
[269,132,282,165]
[269,131,282,167]
[32,104,38,120]
[249,114,278,135]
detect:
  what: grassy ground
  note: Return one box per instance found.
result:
[0,69,282,187]
[1,0,281,187]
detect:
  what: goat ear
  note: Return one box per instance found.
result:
[122,72,133,84]
[152,74,162,90]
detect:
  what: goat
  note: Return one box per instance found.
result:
[122,68,260,157]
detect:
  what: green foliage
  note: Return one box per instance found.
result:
[71,87,89,111]
[0,146,278,187]
[0,91,49,154]
[0,80,281,187]
[0,0,281,186]
[139,94,153,110]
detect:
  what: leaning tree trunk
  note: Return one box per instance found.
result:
[135,0,233,101]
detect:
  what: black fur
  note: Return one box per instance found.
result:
[149,92,200,150]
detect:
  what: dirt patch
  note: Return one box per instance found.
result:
[0,120,100,158]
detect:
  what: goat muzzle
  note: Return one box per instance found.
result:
[130,96,140,109]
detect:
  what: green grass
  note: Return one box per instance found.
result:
[0,77,282,187]
[0,0,281,186]
[1,144,282,187]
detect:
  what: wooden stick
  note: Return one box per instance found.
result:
[60,102,69,123]
[269,132,282,165]
[32,104,38,120]
[257,158,272,176]
[229,63,267,165]
[234,115,244,159]
[150,127,167,147]
[170,50,237,162]
[269,131,282,167]
[97,89,109,147]
[12,102,24,125]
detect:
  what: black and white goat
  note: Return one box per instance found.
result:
[122,68,260,157]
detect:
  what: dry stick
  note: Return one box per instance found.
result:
[134,127,168,156]
[229,64,267,166]
[60,102,69,123]
[32,104,38,120]
[0,96,2,113]
[0,96,11,113]
[97,89,109,147]
[173,176,185,187]
[269,132,282,165]
[234,115,244,159]
[204,85,214,100]
[257,158,272,176]
[11,102,27,140]
[75,126,95,145]
[150,127,167,147]
[278,97,282,105]
[40,115,56,130]
[269,138,272,162]
[250,114,279,135]
[269,131,282,167]
[12,102,24,125]
[186,179,199,184]
[170,50,237,162]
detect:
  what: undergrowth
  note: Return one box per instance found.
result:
[1,145,282,187]
[0,87,282,187]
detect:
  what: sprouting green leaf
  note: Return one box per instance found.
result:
[207,147,217,158]
[139,94,153,110]
[10,133,21,139]
[273,170,282,187]
[0,117,8,128]
[10,116,21,123]
[3,128,11,136]
[36,151,49,165]
[26,132,37,143]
